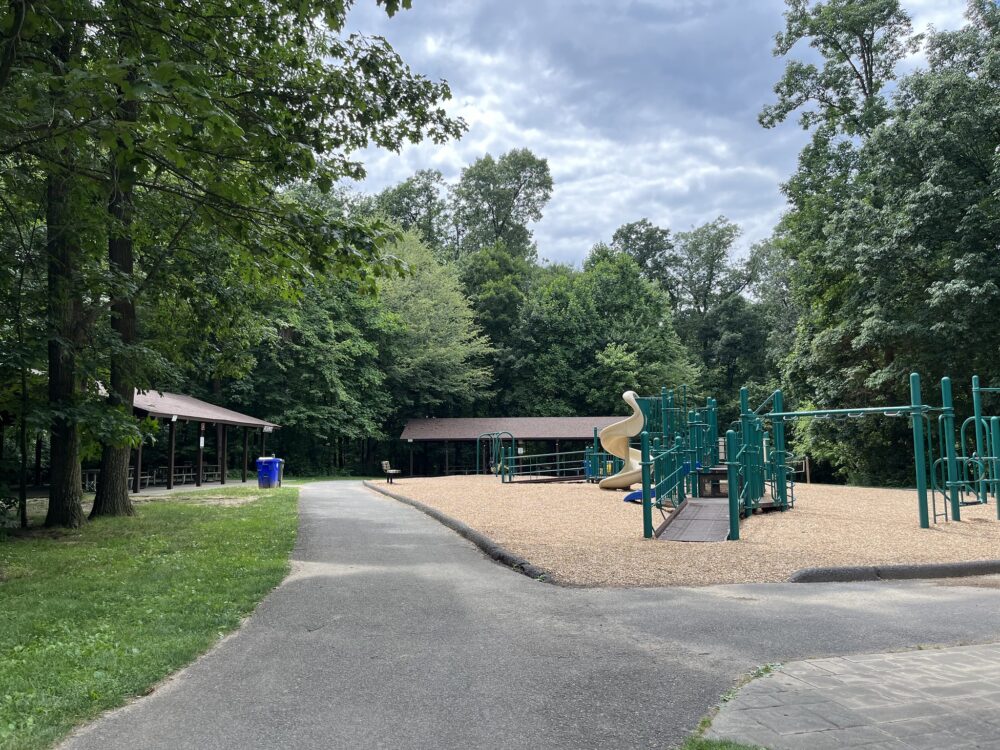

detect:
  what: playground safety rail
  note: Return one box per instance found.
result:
[500,448,589,483]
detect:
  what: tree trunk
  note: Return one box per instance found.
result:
[44,168,84,528]
[18,366,28,528]
[92,69,139,518]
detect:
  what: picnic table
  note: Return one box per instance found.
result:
[81,468,152,491]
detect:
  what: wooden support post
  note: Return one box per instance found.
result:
[261,428,267,456]
[444,440,449,475]
[132,440,143,494]
[242,427,249,483]
[220,425,228,485]
[34,434,42,486]
[409,444,414,476]
[804,455,811,484]
[167,420,176,490]
[196,422,205,487]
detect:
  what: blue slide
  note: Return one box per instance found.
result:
[623,488,653,504]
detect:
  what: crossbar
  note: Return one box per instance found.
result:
[767,405,927,419]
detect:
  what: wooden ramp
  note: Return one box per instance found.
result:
[656,498,731,542]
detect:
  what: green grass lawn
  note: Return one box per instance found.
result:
[681,739,764,749]
[0,487,297,750]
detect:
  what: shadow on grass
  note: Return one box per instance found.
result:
[0,486,298,749]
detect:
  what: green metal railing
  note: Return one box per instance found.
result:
[633,387,719,468]
[584,446,623,482]
[500,448,589,483]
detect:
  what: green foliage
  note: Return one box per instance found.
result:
[610,219,678,300]
[760,0,917,135]
[379,234,494,417]
[374,169,453,258]
[680,739,764,750]
[0,0,467,515]
[0,487,297,749]
[452,148,553,259]
[230,232,492,475]
[504,247,697,415]
[460,242,535,347]
[765,0,1000,482]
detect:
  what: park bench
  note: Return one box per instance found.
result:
[381,460,402,484]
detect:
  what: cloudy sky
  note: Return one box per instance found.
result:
[345,0,968,265]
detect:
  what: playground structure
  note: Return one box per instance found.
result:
[483,373,1000,541]
[720,372,1000,540]
[476,432,514,475]
[626,374,1000,540]
[953,375,1000,511]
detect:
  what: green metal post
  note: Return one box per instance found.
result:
[910,373,930,528]
[640,431,653,539]
[772,390,788,509]
[992,417,1000,519]
[666,390,674,437]
[739,387,752,513]
[592,427,599,479]
[661,387,669,439]
[726,430,740,541]
[708,397,719,465]
[675,433,685,506]
[941,377,961,521]
[972,376,987,502]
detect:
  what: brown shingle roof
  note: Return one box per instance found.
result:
[400,416,621,442]
[132,390,278,429]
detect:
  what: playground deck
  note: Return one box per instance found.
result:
[374,476,1000,587]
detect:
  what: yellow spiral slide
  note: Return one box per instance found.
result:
[597,390,645,490]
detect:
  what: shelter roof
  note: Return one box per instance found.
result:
[133,390,278,429]
[400,416,621,442]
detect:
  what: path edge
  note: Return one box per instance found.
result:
[790,559,1000,583]
[362,481,555,584]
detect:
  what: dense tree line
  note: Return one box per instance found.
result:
[2,0,998,524]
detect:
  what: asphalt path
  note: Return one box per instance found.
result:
[62,481,1000,750]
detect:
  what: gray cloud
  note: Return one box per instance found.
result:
[345,0,968,265]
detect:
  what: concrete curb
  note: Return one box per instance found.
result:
[362,481,554,584]
[790,559,1000,583]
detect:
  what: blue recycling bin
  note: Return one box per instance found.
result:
[256,457,284,488]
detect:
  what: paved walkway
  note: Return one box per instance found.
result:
[707,643,1000,748]
[61,481,1000,750]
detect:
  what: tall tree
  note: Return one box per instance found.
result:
[374,169,452,257]
[610,219,678,302]
[378,234,493,420]
[451,148,553,259]
[759,0,916,137]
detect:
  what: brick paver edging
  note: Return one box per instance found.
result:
[706,642,1000,749]
[362,481,553,583]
